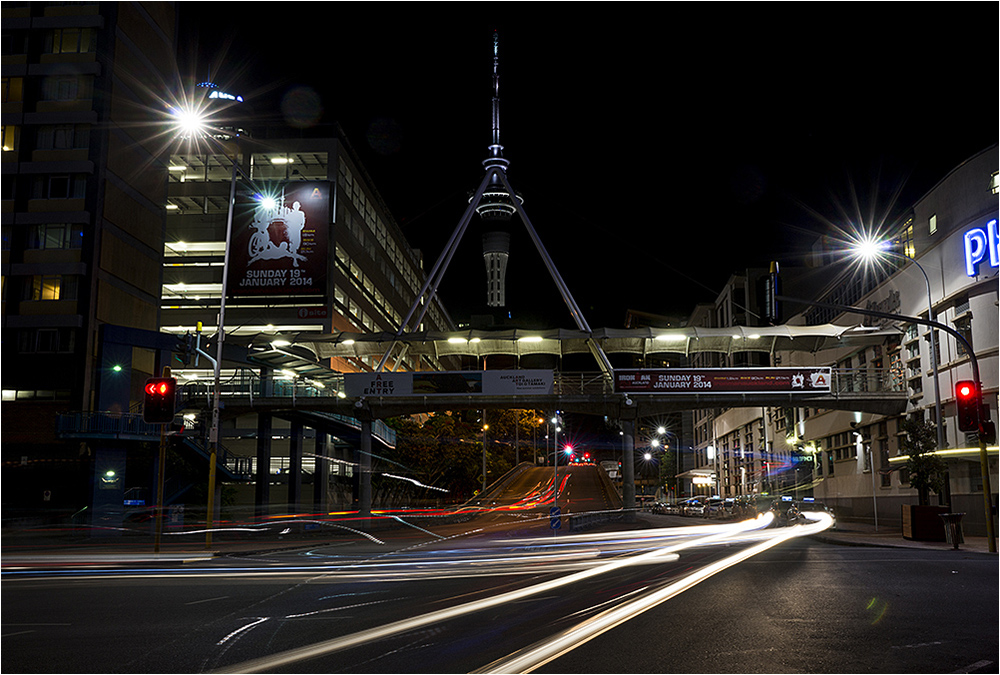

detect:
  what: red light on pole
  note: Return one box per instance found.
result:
[955,380,980,432]
[143,377,177,424]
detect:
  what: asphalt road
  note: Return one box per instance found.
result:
[4,518,996,674]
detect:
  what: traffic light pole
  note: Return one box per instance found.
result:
[153,366,171,554]
[779,295,996,552]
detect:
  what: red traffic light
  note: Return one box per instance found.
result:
[144,381,171,396]
[955,380,980,432]
[143,377,177,424]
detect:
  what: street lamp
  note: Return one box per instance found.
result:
[551,413,563,507]
[655,428,682,500]
[170,104,243,547]
[854,236,944,451]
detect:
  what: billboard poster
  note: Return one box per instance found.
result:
[228,181,329,297]
[343,370,554,397]
[615,368,832,394]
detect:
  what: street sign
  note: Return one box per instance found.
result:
[550,506,561,529]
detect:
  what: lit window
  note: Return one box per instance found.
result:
[25,275,78,301]
[1,125,18,152]
[1,77,23,103]
[45,28,95,54]
[929,214,937,235]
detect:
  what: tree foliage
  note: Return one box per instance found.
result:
[901,418,946,506]
[385,409,546,503]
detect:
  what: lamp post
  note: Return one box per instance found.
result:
[854,431,879,532]
[656,427,682,501]
[482,417,488,497]
[171,106,243,548]
[551,414,562,507]
[854,238,944,451]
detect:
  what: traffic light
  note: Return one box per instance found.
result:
[143,377,177,423]
[955,380,980,432]
[175,333,192,366]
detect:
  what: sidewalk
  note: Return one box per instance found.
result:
[810,519,995,554]
[635,512,996,554]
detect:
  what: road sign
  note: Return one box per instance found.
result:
[550,506,561,529]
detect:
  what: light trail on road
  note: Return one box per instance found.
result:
[211,512,835,674]
[475,512,835,673]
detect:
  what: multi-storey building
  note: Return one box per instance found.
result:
[1,2,454,522]
[2,1,177,511]
[160,125,455,513]
[780,145,998,535]
[686,146,998,535]
[682,269,794,499]
[162,129,453,368]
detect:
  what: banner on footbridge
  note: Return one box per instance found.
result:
[345,370,554,397]
[614,368,832,394]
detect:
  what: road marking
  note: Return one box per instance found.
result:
[185,596,229,605]
[952,660,993,673]
[217,617,269,645]
[2,630,36,637]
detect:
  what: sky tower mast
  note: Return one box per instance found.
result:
[475,30,522,309]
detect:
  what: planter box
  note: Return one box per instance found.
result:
[901,504,949,541]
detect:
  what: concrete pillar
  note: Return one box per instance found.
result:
[622,420,636,521]
[358,420,372,522]
[314,431,328,513]
[255,412,271,519]
[288,420,303,513]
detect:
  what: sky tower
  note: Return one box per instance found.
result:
[474,30,522,309]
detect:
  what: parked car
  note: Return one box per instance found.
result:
[705,497,726,517]
[681,497,707,516]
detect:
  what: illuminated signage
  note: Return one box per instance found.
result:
[964,219,999,277]
[344,370,554,397]
[208,90,243,102]
[228,182,330,298]
[615,368,832,394]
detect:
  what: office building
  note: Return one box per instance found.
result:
[2,1,178,510]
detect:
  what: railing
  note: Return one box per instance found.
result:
[55,412,254,479]
[830,368,904,394]
[56,411,163,438]
[175,435,254,480]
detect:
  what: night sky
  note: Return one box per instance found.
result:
[177,3,998,329]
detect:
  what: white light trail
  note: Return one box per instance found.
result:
[476,513,834,673]
[211,514,777,674]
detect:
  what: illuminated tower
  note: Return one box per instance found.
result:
[474,30,522,308]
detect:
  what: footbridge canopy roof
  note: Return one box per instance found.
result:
[259,324,900,362]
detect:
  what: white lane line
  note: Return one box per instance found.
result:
[2,630,36,637]
[217,617,269,645]
[952,660,993,673]
[186,596,230,605]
